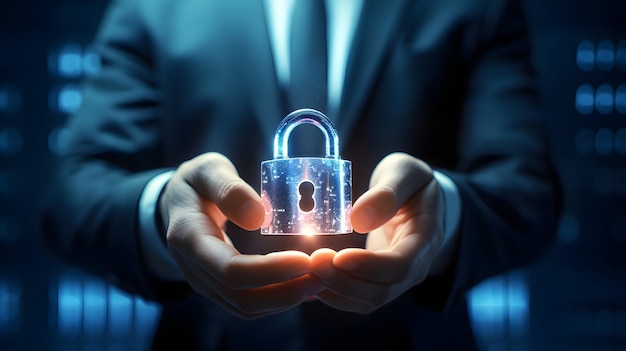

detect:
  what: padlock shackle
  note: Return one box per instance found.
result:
[273,109,340,159]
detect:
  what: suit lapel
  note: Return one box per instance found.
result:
[337,0,411,142]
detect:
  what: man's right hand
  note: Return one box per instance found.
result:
[159,152,324,319]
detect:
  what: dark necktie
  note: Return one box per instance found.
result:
[289,0,328,113]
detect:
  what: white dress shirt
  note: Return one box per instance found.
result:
[139,0,461,280]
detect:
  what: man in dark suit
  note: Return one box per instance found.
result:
[43,0,560,349]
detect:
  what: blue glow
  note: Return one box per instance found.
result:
[595,128,614,155]
[596,40,615,71]
[575,84,594,115]
[595,84,614,114]
[58,44,83,78]
[58,277,82,336]
[108,287,132,338]
[58,85,82,114]
[83,279,106,337]
[468,272,529,342]
[0,280,21,334]
[577,40,595,71]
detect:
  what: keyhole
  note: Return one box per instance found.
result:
[298,181,315,212]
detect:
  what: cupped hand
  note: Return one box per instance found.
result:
[160,152,324,319]
[311,152,444,314]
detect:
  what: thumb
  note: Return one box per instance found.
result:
[350,152,433,233]
[181,152,265,230]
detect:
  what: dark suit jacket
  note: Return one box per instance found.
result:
[43,0,560,349]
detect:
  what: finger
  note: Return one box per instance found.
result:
[332,235,423,284]
[314,264,391,308]
[222,251,313,289]
[182,152,265,230]
[351,152,433,233]
[310,248,337,283]
[169,215,313,289]
[187,265,324,319]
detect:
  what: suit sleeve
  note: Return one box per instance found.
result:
[410,0,561,310]
[42,0,190,301]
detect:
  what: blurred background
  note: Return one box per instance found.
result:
[0,0,625,350]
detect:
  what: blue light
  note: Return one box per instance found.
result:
[58,44,83,78]
[577,41,595,71]
[468,272,529,343]
[58,277,82,336]
[575,84,594,115]
[0,280,21,334]
[595,84,614,115]
[58,85,82,114]
[596,40,615,71]
[83,279,107,337]
[108,287,132,338]
[595,128,614,155]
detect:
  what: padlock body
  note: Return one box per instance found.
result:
[261,157,352,235]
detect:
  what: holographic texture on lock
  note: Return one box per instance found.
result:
[261,109,352,235]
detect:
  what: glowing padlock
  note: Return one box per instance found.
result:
[261,109,352,235]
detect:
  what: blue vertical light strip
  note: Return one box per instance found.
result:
[507,272,529,340]
[83,278,107,337]
[596,40,615,71]
[577,40,595,71]
[108,286,133,338]
[0,279,21,334]
[468,275,507,340]
[595,84,614,115]
[468,272,529,345]
[58,276,82,337]
[575,84,594,115]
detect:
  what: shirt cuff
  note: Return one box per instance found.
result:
[138,170,185,281]
[430,170,462,275]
